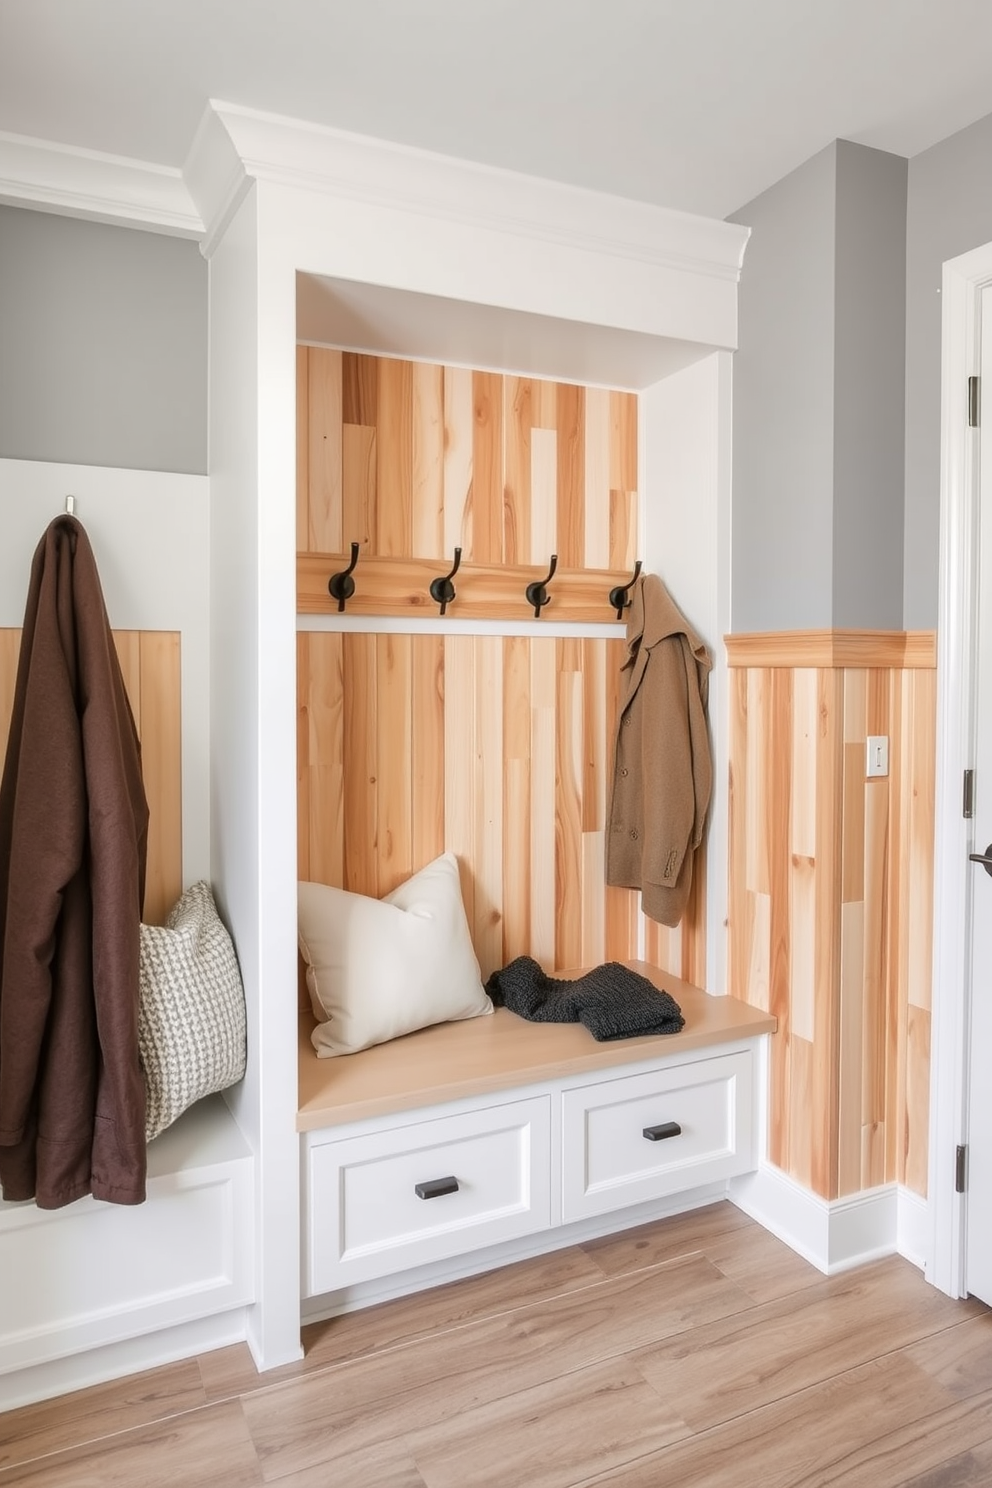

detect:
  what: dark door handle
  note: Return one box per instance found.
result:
[415,1176,459,1200]
[970,845,992,877]
[643,1121,682,1142]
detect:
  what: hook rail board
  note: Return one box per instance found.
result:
[297,553,636,624]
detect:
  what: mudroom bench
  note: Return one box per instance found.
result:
[297,962,775,1318]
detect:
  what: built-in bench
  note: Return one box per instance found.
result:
[297,962,775,1317]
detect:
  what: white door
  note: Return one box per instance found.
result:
[966,284,992,1304]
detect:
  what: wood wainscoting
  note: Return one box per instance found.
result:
[0,627,182,927]
[726,630,937,1200]
[297,630,706,986]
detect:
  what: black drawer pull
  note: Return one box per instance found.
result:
[643,1121,682,1142]
[415,1176,460,1200]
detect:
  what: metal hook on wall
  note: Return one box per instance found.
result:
[608,560,642,620]
[328,542,360,613]
[525,554,558,619]
[64,495,77,516]
[429,547,462,616]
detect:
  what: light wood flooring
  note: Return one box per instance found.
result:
[1,1202,990,1487]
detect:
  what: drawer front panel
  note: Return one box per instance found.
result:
[306,1095,551,1293]
[562,1051,753,1221]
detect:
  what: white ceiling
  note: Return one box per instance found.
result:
[3,0,992,221]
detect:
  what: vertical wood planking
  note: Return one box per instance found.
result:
[609,390,638,571]
[342,634,378,896]
[342,352,379,426]
[473,637,504,978]
[530,427,557,568]
[503,378,533,567]
[530,638,558,966]
[296,634,311,883]
[472,372,504,566]
[412,634,445,871]
[502,636,532,963]
[443,635,477,935]
[766,668,793,1174]
[584,387,611,570]
[342,425,376,553]
[296,345,309,552]
[135,632,182,927]
[555,383,585,569]
[412,362,445,560]
[307,348,343,553]
[375,634,413,898]
[297,632,345,890]
[811,669,842,1198]
[555,638,584,969]
[376,359,413,557]
[727,643,936,1202]
[443,367,474,558]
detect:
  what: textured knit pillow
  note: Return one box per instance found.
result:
[138,881,247,1141]
[298,851,493,1057]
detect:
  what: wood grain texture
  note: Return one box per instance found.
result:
[296,632,706,985]
[297,553,636,624]
[298,353,639,618]
[305,346,343,554]
[297,967,773,1130]
[728,649,936,1200]
[725,630,937,669]
[3,1206,982,1488]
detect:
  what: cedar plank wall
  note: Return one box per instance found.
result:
[0,628,182,927]
[727,633,936,1199]
[296,348,706,984]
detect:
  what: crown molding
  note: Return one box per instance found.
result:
[0,131,202,237]
[185,101,750,278]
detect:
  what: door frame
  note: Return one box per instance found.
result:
[931,240,992,1295]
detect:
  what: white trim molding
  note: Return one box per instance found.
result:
[730,1165,910,1275]
[185,100,749,286]
[930,239,992,1299]
[0,130,202,237]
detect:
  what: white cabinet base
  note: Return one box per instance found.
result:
[303,1037,762,1316]
[0,1095,255,1410]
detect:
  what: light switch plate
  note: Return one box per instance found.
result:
[866,735,889,778]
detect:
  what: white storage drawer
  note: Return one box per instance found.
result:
[305,1094,551,1294]
[562,1050,753,1222]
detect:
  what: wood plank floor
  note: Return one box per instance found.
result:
[0,1203,989,1486]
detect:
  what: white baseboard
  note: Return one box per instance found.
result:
[729,1164,899,1274]
[0,1308,249,1414]
[896,1184,933,1276]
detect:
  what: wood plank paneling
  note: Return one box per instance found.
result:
[297,631,706,983]
[727,637,937,1200]
[298,353,639,620]
[306,347,343,553]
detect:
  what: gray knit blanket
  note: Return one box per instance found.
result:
[484,957,684,1041]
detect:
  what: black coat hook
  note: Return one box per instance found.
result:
[608,560,642,620]
[429,547,462,616]
[525,554,558,619]
[328,542,360,612]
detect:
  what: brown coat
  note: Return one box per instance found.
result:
[0,516,149,1208]
[606,573,712,927]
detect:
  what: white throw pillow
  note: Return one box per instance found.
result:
[298,852,493,1057]
[138,881,248,1140]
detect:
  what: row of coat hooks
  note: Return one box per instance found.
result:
[328,545,643,620]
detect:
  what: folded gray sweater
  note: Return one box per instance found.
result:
[485,957,684,1041]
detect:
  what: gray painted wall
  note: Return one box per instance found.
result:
[729,140,908,631]
[0,205,207,474]
[904,111,992,628]
[832,141,907,629]
[728,143,837,631]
